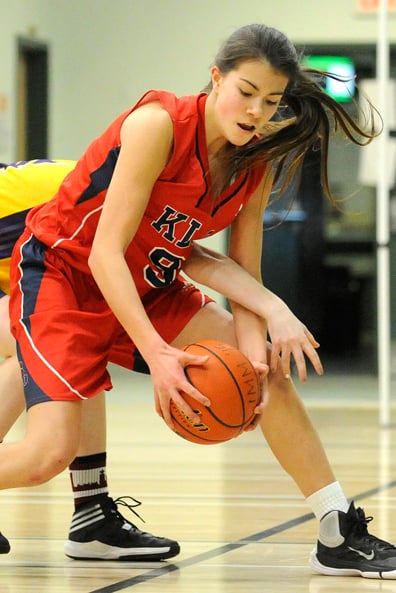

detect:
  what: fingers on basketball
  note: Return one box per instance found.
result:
[168,340,261,445]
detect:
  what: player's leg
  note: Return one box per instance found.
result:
[0,400,82,488]
[172,301,336,494]
[64,393,180,562]
[0,294,106,556]
[171,301,396,579]
[0,299,178,562]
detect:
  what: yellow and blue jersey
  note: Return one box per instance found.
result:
[0,159,75,295]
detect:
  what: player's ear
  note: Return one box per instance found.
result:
[210,66,222,91]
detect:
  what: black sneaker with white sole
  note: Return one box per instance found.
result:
[64,495,180,561]
[0,532,10,554]
[310,501,396,579]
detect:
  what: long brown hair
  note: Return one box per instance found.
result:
[206,24,379,201]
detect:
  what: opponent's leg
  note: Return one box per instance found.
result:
[0,350,28,553]
[0,296,26,441]
[0,294,15,358]
[0,356,25,439]
[0,327,11,555]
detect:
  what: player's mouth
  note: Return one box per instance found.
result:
[238,122,256,133]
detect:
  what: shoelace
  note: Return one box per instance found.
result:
[112,495,146,524]
[355,507,396,550]
[354,507,372,536]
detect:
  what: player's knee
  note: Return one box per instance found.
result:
[26,445,75,485]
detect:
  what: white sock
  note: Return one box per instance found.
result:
[306,481,350,521]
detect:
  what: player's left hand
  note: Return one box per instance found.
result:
[266,305,323,382]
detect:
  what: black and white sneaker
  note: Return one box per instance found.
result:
[0,532,10,554]
[64,495,180,561]
[310,501,396,579]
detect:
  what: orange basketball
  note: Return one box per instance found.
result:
[169,340,261,445]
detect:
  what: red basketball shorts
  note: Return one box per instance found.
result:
[10,231,212,407]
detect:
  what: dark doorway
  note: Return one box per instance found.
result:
[17,37,49,160]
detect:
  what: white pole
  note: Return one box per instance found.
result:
[376,0,391,426]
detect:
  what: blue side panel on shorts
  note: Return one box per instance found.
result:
[19,236,48,332]
[16,343,52,408]
[0,209,31,258]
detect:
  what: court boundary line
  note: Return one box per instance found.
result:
[89,479,396,593]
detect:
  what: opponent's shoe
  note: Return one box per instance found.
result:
[310,501,396,579]
[0,532,10,554]
[64,495,180,561]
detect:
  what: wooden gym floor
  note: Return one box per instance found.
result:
[1,365,396,593]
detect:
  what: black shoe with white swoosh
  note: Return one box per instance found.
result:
[310,501,396,579]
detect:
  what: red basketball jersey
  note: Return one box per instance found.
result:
[26,91,266,298]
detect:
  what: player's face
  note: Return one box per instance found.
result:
[209,59,288,147]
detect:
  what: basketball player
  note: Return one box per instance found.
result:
[0,158,262,560]
[4,23,396,579]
